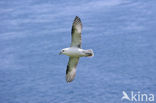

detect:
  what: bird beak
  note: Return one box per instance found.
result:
[59,52,62,55]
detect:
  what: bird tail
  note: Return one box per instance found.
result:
[85,49,94,57]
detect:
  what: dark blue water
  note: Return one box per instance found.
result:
[0,0,156,103]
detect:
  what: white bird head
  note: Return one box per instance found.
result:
[59,48,68,55]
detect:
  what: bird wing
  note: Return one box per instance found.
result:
[70,16,82,48]
[66,57,79,82]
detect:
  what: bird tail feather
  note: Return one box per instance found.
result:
[85,49,94,57]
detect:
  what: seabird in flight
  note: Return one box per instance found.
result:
[59,16,94,82]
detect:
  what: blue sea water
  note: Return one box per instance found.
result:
[0,0,156,103]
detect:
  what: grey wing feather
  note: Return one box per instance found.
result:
[66,57,79,82]
[71,16,82,48]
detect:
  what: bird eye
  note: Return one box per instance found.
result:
[62,50,64,52]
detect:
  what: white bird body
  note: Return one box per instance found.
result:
[62,47,85,57]
[62,47,93,57]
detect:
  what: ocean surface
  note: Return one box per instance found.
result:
[0,0,156,103]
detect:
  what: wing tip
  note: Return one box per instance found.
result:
[66,74,75,83]
[75,16,80,19]
[73,16,82,25]
[66,66,76,83]
[66,78,74,83]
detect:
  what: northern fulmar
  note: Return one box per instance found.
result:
[59,16,94,83]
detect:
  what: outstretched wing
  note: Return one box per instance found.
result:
[66,57,79,82]
[71,16,82,48]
